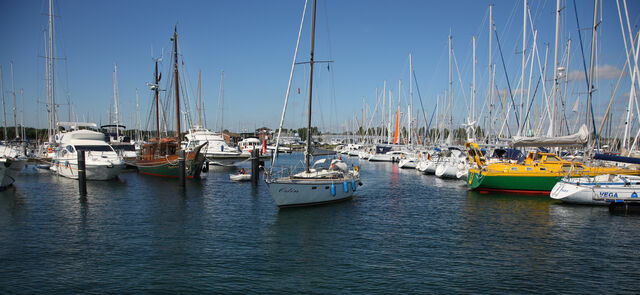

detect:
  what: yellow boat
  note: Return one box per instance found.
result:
[464,142,640,194]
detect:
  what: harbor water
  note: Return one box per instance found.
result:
[1,153,639,293]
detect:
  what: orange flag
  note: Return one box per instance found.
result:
[393,106,400,144]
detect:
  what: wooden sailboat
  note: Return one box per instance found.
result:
[135,27,207,178]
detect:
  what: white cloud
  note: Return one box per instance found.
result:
[567,64,623,81]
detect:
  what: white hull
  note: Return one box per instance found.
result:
[551,177,640,205]
[267,175,360,207]
[398,158,417,169]
[435,163,458,179]
[51,161,125,180]
[369,153,397,162]
[424,161,438,174]
[230,173,251,181]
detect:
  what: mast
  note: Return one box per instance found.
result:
[305,0,317,173]
[220,71,224,131]
[409,53,413,145]
[11,62,18,139]
[0,67,6,140]
[198,71,202,127]
[154,59,160,141]
[448,33,453,140]
[172,27,181,148]
[551,0,561,137]
[382,80,386,142]
[48,0,56,142]
[488,5,494,143]
[586,0,599,148]
[113,63,119,139]
[519,0,527,136]
[472,35,476,127]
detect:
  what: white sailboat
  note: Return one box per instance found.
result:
[266,0,362,208]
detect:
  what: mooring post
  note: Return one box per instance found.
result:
[251,149,259,186]
[178,149,186,187]
[77,150,87,196]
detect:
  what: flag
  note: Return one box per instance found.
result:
[261,139,267,155]
[298,88,300,94]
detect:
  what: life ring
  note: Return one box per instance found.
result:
[48,147,52,153]
[354,166,359,172]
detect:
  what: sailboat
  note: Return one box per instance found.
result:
[135,27,207,178]
[266,0,362,208]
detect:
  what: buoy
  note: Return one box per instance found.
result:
[331,183,336,196]
[351,179,356,191]
[343,181,349,192]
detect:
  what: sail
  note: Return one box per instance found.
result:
[393,106,399,144]
[512,124,589,147]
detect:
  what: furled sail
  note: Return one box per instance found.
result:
[512,124,588,147]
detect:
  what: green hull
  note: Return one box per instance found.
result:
[467,171,561,193]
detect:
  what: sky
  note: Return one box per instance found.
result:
[0,0,639,136]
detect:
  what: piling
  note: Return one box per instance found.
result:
[251,149,259,186]
[178,150,186,187]
[77,150,87,196]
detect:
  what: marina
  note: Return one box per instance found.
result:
[1,155,640,293]
[2,0,640,293]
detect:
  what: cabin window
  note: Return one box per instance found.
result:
[539,167,546,171]
[526,167,533,171]
[546,155,561,162]
[511,167,518,171]
[75,145,113,152]
[66,145,75,153]
[312,186,317,190]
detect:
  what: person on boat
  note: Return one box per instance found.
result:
[239,168,246,174]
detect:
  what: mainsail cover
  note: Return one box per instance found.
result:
[512,124,589,147]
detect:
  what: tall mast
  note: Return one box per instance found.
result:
[198,70,202,127]
[409,53,413,145]
[519,0,527,136]
[0,67,6,140]
[448,33,453,137]
[154,59,160,141]
[113,63,119,139]
[472,35,476,126]
[11,62,18,139]
[48,0,56,142]
[220,70,224,131]
[172,27,181,148]
[305,0,317,173]
[488,5,494,142]
[551,0,561,137]
[382,80,386,142]
[586,0,599,148]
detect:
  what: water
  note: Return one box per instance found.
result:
[1,153,639,293]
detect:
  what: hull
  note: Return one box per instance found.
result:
[551,177,640,205]
[467,170,560,194]
[137,143,207,178]
[52,161,125,180]
[230,173,251,181]
[266,175,360,208]
[425,162,438,174]
[435,163,458,179]
[369,154,395,162]
[398,159,417,169]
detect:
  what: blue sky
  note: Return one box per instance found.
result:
[1,0,639,135]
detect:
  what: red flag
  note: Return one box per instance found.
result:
[261,139,267,154]
[297,88,300,94]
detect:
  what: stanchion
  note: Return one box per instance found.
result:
[77,150,87,196]
[251,149,259,186]
[179,150,186,188]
